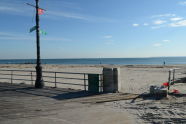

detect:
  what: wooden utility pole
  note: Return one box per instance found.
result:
[35,0,44,88]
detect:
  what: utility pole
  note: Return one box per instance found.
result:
[35,0,44,88]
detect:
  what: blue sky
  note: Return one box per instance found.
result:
[1,0,186,59]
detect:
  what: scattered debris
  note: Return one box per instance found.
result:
[162,82,169,87]
[172,89,180,94]
[150,85,167,98]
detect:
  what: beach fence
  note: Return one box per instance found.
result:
[0,69,104,92]
[0,67,185,94]
[0,68,120,93]
[167,68,186,91]
[168,68,186,83]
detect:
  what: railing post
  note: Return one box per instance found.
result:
[168,70,171,91]
[11,71,13,84]
[84,74,86,91]
[100,74,103,92]
[55,72,57,88]
[31,71,33,85]
[173,69,175,83]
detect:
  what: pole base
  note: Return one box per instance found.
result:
[35,79,44,88]
[35,65,44,88]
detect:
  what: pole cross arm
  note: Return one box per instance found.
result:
[26,3,46,11]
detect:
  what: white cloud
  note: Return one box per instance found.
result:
[163,40,171,43]
[153,20,166,25]
[45,10,116,23]
[0,4,115,23]
[138,13,186,29]
[169,20,186,27]
[0,6,21,12]
[132,23,139,27]
[41,37,71,42]
[0,31,70,42]
[103,35,114,44]
[152,40,171,47]
[0,32,17,37]
[0,37,33,41]
[153,43,162,47]
[0,2,32,16]
[143,23,149,26]
[0,32,33,40]
[137,13,186,29]
[170,17,183,21]
[47,11,88,20]
[179,1,186,5]
[103,35,112,39]
[151,25,167,29]
[151,26,161,29]
[151,14,175,18]
[0,6,29,16]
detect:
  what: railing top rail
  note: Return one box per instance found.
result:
[43,70,102,75]
[169,68,180,71]
[0,69,102,75]
[0,69,34,72]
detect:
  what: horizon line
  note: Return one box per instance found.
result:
[1,56,186,60]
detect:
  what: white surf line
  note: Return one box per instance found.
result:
[40,116,76,124]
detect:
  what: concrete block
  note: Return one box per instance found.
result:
[103,68,120,93]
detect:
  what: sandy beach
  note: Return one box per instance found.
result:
[0,64,186,94]
[0,64,185,123]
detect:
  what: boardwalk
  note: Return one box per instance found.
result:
[0,82,133,124]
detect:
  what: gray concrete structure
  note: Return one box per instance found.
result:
[113,68,121,92]
[103,68,120,93]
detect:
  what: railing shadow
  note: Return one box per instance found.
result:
[0,82,101,101]
[51,91,100,100]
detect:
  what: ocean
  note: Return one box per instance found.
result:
[1,57,186,65]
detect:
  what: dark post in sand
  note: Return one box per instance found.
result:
[35,0,44,88]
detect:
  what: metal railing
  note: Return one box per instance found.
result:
[167,68,186,90]
[0,69,103,91]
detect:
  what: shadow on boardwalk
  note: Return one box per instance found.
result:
[0,82,135,124]
[0,82,100,101]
